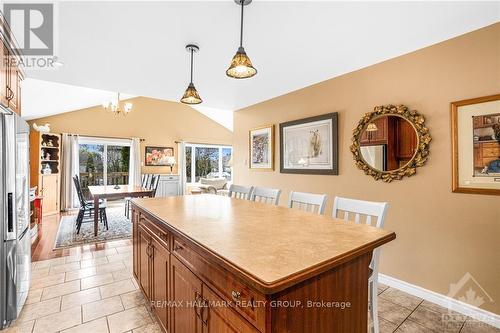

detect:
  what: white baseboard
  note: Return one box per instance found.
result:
[378,274,500,329]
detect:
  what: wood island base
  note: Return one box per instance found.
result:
[132,196,395,333]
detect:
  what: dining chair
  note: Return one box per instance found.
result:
[125,174,160,219]
[124,174,147,217]
[74,174,102,216]
[228,184,254,200]
[149,174,160,197]
[142,174,151,188]
[287,191,327,215]
[332,196,389,333]
[250,187,281,205]
[73,175,108,233]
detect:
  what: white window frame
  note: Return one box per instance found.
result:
[185,143,233,184]
[78,136,131,186]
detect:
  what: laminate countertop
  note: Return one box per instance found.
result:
[132,194,396,292]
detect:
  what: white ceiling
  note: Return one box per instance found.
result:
[24,1,500,116]
[21,78,134,119]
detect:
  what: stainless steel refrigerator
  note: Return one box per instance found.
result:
[0,109,31,329]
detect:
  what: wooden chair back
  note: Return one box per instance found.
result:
[288,191,327,215]
[250,187,281,205]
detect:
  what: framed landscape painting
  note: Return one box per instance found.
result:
[249,125,275,171]
[145,146,174,166]
[451,94,500,195]
[280,112,338,175]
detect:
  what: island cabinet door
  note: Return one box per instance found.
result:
[138,225,151,299]
[201,286,259,333]
[170,256,203,333]
[132,210,139,279]
[151,237,169,332]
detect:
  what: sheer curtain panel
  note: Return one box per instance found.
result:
[61,134,80,210]
[129,138,142,187]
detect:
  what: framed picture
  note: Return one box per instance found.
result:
[451,93,500,195]
[249,125,275,171]
[280,112,338,175]
[145,146,174,166]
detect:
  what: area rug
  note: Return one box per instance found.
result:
[54,206,131,249]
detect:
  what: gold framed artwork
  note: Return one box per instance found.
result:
[451,94,500,195]
[249,125,275,171]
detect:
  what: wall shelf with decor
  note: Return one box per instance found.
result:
[30,132,61,216]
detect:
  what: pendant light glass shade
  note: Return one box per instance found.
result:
[180,83,202,105]
[226,46,257,79]
[226,0,257,79]
[180,44,202,105]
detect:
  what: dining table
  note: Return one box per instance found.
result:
[88,185,154,236]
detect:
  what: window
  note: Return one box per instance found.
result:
[78,137,131,197]
[185,144,232,183]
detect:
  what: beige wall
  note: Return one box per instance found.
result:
[29,96,233,174]
[234,23,500,314]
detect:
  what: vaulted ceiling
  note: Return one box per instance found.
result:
[24,1,500,117]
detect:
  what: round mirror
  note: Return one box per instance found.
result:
[359,115,418,172]
[351,105,432,182]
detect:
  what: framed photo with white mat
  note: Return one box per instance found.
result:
[451,94,500,195]
[249,125,275,171]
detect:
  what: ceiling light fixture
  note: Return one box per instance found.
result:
[226,0,257,79]
[180,44,202,105]
[102,92,133,115]
[52,56,64,68]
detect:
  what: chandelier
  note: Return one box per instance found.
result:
[102,92,133,115]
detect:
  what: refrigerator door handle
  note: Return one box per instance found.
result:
[6,192,16,240]
[7,192,13,232]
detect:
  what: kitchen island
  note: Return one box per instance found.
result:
[131,194,395,333]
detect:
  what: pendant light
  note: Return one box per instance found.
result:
[180,44,202,105]
[226,0,257,79]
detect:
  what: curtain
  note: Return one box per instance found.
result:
[177,141,187,195]
[129,138,142,187]
[61,134,80,210]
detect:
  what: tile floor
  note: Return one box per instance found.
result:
[4,240,499,333]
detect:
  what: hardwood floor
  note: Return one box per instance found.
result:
[31,212,132,262]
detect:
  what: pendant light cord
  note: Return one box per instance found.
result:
[239,1,244,47]
[190,48,194,84]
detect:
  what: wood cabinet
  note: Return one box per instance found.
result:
[151,237,170,332]
[40,174,59,215]
[131,198,394,333]
[8,65,22,115]
[138,225,152,299]
[0,42,8,107]
[171,255,203,333]
[0,14,24,115]
[396,118,417,160]
[202,286,259,333]
[30,132,61,216]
